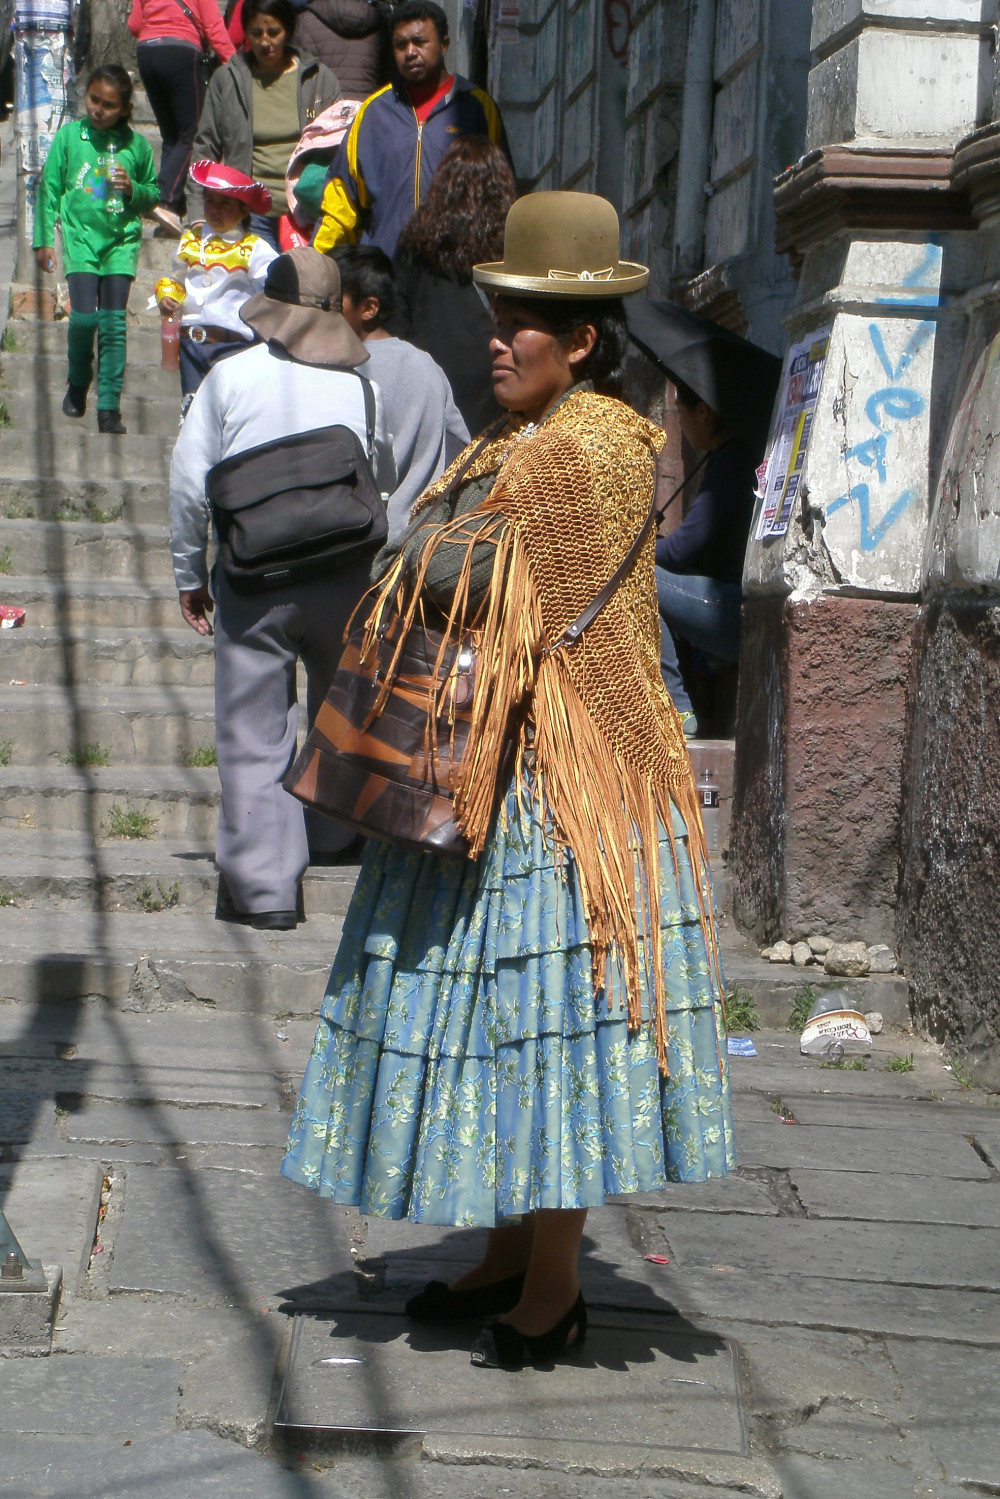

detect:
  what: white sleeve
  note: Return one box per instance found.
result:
[248,237,279,289]
[443,376,471,463]
[169,372,226,592]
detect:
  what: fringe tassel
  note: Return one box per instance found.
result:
[358,520,726,1078]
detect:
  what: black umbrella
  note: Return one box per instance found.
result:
[626,299,782,461]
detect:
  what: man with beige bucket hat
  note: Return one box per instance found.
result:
[169,247,399,929]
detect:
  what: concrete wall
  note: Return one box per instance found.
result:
[488,0,809,334]
[899,296,1000,1086]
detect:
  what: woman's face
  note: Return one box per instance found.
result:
[246,13,291,71]
[489,299,596,421]
[85,79,126,130]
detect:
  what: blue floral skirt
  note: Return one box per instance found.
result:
[281,777,736,1227]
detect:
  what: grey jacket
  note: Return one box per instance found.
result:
[190,48,340,213]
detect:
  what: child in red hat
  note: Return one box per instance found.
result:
[154,161,279,412]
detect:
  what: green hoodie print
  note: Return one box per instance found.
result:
[33,119,159,276]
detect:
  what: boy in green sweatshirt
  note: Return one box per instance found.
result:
[33,65,159,433]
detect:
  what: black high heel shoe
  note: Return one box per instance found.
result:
[405,1271,526,1323]
[469,1291,588,1369]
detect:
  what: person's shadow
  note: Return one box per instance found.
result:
[277,1223,727,1373]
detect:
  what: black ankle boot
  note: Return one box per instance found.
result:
[97,409,126,434]
[62,384,88,418]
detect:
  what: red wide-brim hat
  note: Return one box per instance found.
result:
[189,160,272,217]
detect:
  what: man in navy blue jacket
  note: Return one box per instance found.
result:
[313,0,511,257]
[656,379,759,733]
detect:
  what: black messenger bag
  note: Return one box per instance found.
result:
[207,377,386,594]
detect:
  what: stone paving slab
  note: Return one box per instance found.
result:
[884,1338,1000,1488]
[7,1060,284,1110]
[790,1167,1000,1226]
[61,1102,292,1149]
[610,1174,780,1215]
[109,1166,354,1303]
[658,1213,999,1290]
[733,1120,989,1178]
[0,1432,762,1499]
[967,1128,1000,1170]
[0,1157,102,1293]
[0,911,335,1010]
[0,1085,57,1144]
[276,1311,747,1457]
[0,1004,318,1064]
[773,1093,1000,1130]
[0,1355,181,1436]
[769,1453,938,1499]
[659,1267,1000,1342]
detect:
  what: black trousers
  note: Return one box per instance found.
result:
[136,40,205,214]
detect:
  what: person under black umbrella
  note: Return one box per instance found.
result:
[626,300,781,734]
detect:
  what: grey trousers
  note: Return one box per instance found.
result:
[213,564,371,914]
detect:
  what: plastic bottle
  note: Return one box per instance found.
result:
[160,314,180,370]
[105,141,124,216]
[697,766,720,852]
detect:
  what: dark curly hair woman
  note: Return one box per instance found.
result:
[391,135,517,434]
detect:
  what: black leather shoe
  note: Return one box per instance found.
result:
[215,874,304,929]
[62,383,88,418]
[470,1292,588,1369]
[97,409,126,434]
[405,1272,526,1323]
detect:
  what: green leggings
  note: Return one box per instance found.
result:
[65,272,131,411]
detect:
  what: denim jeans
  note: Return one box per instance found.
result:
[655,566,743,713]
[249,214,280,250]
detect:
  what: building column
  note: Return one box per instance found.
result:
[730,2,993,948]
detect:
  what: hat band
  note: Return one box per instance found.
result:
[547,265,616,282]
[267,289,341,312]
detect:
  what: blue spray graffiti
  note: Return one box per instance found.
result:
[828,245,941,553]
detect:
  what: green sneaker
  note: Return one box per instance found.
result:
[678,711,699,739]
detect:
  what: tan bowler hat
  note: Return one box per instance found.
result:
[473,191,649,298]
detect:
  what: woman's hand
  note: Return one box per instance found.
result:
[110,165,133,197]
[158,296,181,316]
[179,586,215,636]
[35,246,56,273]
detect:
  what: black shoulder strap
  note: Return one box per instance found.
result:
[357,372,376,463]
[170,0,207,43]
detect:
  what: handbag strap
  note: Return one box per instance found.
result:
[546,450,711,654]
[170,0,208,47]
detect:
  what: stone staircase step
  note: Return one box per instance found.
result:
[0,907,339,1012]
[0,576,179,628]
[0,427,173,481]
[5,624,213,687]
[0,828,360,916]
[4,319,165,362]
[2,351,181,401]
[0,519,173,581]
[2,386,181,437]
[3,683,214,764]
[0,764,220,837]
[0,478,169,527]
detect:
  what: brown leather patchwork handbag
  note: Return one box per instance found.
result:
[283,608,481,857]
[283,426,661,860]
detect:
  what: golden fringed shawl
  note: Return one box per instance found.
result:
[365,388,724,1073]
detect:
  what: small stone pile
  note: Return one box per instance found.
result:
[760,935,899,976]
